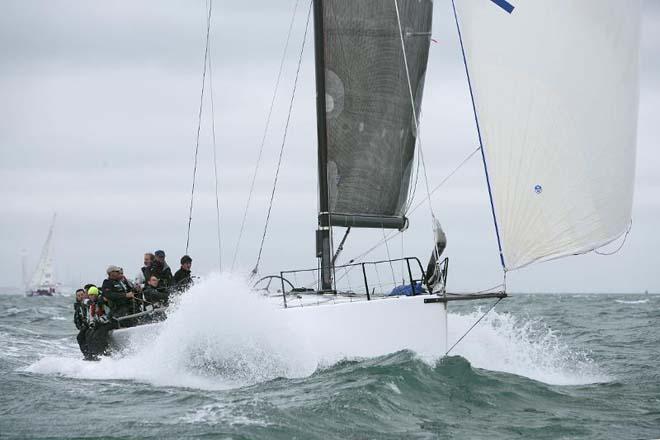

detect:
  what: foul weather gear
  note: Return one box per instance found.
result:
[101,278,134,319]
[73,300,88,331]
[150,261,173,287]
[143,285,169,307]
[173,268,193,291]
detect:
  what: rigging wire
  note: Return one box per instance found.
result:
[445,297,502,356]
[450,0,506,271]
[394,0,436,227]
[346,146,480,265]
[185,0,213,255]
[382,227,397,288]
[329,146,479,290]
[594,219,633,256]
[208,29,222,271]
[403,125,424,214]
[400,231,405,283]
[231,0,302,272]
[252,0,313,277]
[394,0,445,294]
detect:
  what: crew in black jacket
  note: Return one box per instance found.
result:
[101,265,135,321]
[73,289,88,330]
[173,255,193,291]
[143,274,169,306]
[152,250,173,288]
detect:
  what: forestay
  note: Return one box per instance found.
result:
[454,0,641,270]
[321,0,433,229]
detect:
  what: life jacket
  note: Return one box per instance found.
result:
[88,297,109,322]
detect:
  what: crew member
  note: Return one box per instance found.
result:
[101,265,135,323]
[136,253,155,287]
[84,285,113,360]
[173,255,193,291]
[143,275,169,307]
[152,250,173,287]
[119,267,142,312]
[87,286,108,323]
[74,288,90,359]
[73,289,88,330]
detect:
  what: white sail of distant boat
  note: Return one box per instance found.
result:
[108,0,641,359]
[26,214,58,297]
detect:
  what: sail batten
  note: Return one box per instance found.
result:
[319,0,433,229]
[455,0,641,271]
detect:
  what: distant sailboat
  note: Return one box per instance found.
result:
[26,215,59,297]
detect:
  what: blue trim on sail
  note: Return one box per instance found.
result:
[451,0,506,270]
[490,0,514,14]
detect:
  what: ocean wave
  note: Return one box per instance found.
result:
[614,299,649,304]
[446,309,609,386]
[25,273,607,389]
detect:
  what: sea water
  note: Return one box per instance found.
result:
[1,274,658,439]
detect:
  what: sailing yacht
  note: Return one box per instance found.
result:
[109,0,641,356]
[26,215,59,297]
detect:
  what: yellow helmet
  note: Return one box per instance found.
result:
[88,286,100,296]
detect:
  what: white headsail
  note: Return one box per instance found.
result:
[454,0,641,270]
[28,214,57,293]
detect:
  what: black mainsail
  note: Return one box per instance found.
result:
[313,0,433,289]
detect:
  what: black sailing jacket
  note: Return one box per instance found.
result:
[143,285,169,306]
[101,278,133,318]
[73,301,87,330]
[173,268,192,291]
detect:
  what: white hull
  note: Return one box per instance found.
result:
[109,294,448,359]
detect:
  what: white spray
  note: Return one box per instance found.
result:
[27,273,607,388]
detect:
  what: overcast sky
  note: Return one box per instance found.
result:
[1,1,658,293]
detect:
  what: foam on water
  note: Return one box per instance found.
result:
[27,273,606,388]
[28,273,316,389]
[447,310,608,385]
[614,299,649,304]
[180,403,270,427]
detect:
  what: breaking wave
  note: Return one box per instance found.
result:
[614,299,649,304]
[446,309,607,385]
[27,273,607,388]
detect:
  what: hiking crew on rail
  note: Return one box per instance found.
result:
[73,251,194,360]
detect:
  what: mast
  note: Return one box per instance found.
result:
[313,0,333,291]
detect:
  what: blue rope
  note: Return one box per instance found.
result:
[450,0,506,270]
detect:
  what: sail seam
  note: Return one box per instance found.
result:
[450,0,506,271]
